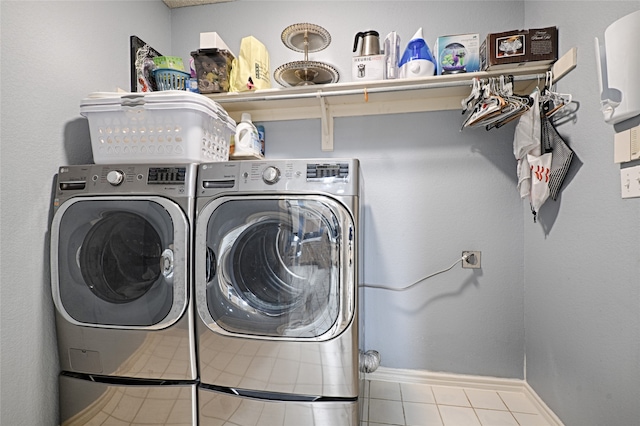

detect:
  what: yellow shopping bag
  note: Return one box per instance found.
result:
[229,36,271,92]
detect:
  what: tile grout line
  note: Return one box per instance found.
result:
[495,391,519,425]
[398,380,407,426]
[464,387,521,426]
[431,385,446,426]
[496,390,541,425]
[462,388,484,426]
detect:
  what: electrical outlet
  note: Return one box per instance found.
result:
[462,251,481,269]
[620,165,640,199]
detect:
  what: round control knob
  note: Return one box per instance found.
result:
[262,166,281,184]
[106,170,125,186]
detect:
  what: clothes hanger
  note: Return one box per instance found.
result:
[462,75,536,130]
[462,79,505,128]
[461,78,482,114]
[468,76,531,129]
[540,70,572,118]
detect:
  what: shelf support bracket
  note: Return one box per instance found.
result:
[318,92,334,151]
[551,46,578,84]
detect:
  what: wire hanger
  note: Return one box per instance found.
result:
[540,70,572,118]
[462,76,532,130]
[461,78,482,113]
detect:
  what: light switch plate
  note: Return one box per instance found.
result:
[620,164,640,198]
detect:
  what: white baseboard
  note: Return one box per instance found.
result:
[366,367,564,426]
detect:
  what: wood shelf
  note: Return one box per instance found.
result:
[205,47,577,151]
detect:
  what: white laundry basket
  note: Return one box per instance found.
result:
[80,91,236,164]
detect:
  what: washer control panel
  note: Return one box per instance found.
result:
[55,164,197,197]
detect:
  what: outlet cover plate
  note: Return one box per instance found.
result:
[462,251,481,269]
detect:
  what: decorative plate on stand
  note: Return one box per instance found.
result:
[274,61,339,87]
[281,23,331,53]
[275,23,339,87]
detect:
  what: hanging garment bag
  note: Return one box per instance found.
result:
[541,114,574,200]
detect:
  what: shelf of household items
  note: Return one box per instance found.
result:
[206,47,577,151]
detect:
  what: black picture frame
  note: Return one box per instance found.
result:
[130,35,162,92]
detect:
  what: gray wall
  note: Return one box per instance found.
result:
[0,2,171,425]
[170,0,528,378]
[523,2,640,425]
[1,1,638,425]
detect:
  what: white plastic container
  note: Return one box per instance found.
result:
[80,91,236,164]
[230,113,264,160]
[596,10,640,125]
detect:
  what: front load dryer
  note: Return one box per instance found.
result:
[194,159,363,425]
[49,164,198,425]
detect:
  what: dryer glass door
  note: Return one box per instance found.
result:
[51,197,188,329]
[198,196,355,340]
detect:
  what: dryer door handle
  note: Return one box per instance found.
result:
[206,247,217,282]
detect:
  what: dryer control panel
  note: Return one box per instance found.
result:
[198,159,359,196]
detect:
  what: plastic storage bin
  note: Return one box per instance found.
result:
[80,91,236,164]
[190,48,234,93]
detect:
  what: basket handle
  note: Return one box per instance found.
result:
[120,94,146,107]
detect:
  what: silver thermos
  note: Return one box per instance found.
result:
[353,30,380,56]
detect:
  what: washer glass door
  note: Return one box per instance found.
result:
[198,196,355,339]
[51,197,188,328]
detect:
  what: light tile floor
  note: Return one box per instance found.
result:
[362,379,554,426]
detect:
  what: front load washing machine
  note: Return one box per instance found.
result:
[194,159,364,425]
[49,164,198,425]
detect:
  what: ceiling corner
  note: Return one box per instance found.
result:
[162,0,235,9]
